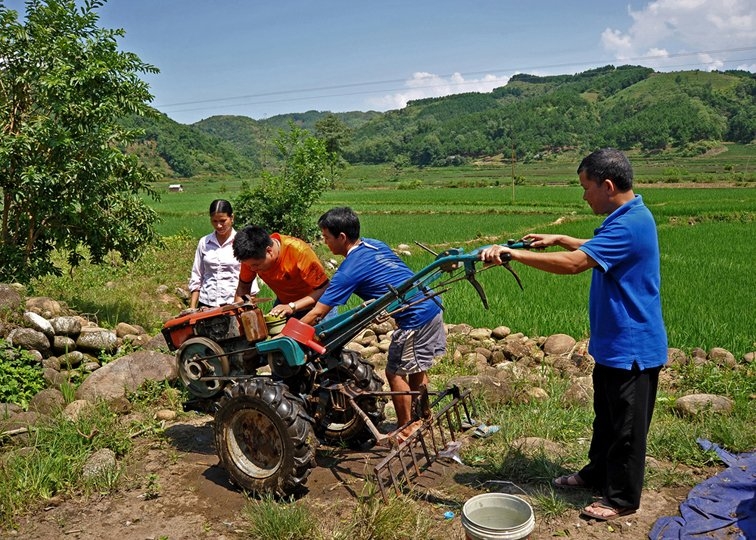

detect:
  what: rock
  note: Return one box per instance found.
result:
[675,394,734,416]
[52,335,77,355]
[42,368,66,388]
[491,326,511,340]
[81,448,117,481]
[59,350,86,368]
[115,322,141,338]
[25,297,63,318]
[155,409,177,421]
[76,327,118,354]
[23,312,54,337]
[28,388,66,415]
[76,350,178,402]
[448,323,473,335]
[7,327,50,354]
[63,400,95,422]
[360,345,380,358]
[667,348,688,367]
[499,339,533,361]
[524,386,549,402]
[50,316,82,336]
[142,332,168,351]
[469,327,492,340]
[708,347,736,368]
[563,376,593,407]
[0,284,22,311]
[511,437,565,459]
[743,352,755,364]
[448,375,515,405]
[542,333,576,356]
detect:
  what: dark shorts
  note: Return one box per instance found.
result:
[387,312,446,376]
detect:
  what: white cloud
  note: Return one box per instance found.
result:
[601,0,756,71]
[368,72,510,111]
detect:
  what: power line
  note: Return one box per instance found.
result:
[154,54,756,116]
[153,46,756,113]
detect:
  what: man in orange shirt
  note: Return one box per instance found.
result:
[233,225,329,319]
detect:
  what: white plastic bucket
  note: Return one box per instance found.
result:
[461,493,535,540]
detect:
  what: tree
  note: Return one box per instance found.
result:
[314,113,351,186]
[234,124,331,241]
[0,0,161,283]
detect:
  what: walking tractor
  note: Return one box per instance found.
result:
[161,241,532,498]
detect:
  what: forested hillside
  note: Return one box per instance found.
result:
[127,66,755,177]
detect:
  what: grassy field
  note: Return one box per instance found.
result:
[31,146,756,358]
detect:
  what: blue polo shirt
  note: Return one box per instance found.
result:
[319,238,442,329]
[579,195,668,370]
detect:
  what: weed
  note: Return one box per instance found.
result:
[143,473,160,500]
[242,495,318,540]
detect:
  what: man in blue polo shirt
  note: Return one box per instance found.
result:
[480,148,667,522]
[301,207,446,441]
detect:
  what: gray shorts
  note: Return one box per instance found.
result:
[386,312,446,376]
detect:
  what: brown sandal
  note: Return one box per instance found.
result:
[581,500,636,521]
[553,473,587,489]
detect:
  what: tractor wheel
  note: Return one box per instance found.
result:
[318,350,386,448]
[177,337,229,398]
[214,378,317,497]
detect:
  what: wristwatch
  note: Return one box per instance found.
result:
[288,301,297,312]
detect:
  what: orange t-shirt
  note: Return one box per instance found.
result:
[239,233,329,304]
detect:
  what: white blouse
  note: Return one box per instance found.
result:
[189,229,259,306]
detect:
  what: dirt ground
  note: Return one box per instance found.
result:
[10,412,705,540]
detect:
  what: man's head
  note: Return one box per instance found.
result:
[318,207,360,256]
[577,148,634,215]
[233,225,277,271]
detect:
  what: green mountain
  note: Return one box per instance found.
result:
[127,66,755,177]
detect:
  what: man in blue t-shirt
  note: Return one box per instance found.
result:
[301,207,446,442]
[481,148,667,522]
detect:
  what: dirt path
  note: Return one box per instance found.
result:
[13,413,699,540]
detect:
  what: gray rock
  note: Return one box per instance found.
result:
[52,335,77,355]
[675,393,734,416]
[7,327,50,354]
[28,388,66,415]
[42,368,66,388]
[0,284,22,311]
[76,327,117,354]
[142,332,168,351]
[76,350,177,402]
[448,323,473,335]
[23,312,54,337]
[59,350,86,368]
[81,448,117,481]
[50,316,82,336]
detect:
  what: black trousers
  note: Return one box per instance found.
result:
[579,362,661,509]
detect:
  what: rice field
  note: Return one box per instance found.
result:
[144,176,755,358]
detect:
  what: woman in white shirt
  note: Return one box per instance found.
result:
[188,199,258,309]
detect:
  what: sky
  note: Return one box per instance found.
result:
[5,0,756,124]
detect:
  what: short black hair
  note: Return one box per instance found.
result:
[318,207,360,241]
[233,225,272,260]
[209,199,233,216]
[577,148,633,191]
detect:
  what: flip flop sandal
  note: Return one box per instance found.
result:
[552,473,587,489]
[581,500,636,521]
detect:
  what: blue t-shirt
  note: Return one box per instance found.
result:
[319,238,442,329]
[579,195,668,370]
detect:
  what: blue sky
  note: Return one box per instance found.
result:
[6,0,756,124]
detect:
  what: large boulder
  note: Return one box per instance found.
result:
[76,350,177,402]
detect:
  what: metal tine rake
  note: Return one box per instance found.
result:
[373,385,477,501]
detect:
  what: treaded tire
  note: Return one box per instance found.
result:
[318,350,386,448]
[214,378,317,497]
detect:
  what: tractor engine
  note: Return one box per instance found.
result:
[162,304,270,398]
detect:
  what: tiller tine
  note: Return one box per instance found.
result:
[373,385,478,501]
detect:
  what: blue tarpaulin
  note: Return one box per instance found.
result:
[649,438,756,540]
